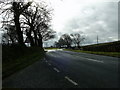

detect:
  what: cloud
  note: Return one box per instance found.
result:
[59,2,118,45]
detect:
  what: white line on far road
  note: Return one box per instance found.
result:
[53,68,60,72]
[78,56,104,63]
[86,58,104,63]
[65,76,78,86]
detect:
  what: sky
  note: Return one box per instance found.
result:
[42,0,119,46]
[0,0,119,46]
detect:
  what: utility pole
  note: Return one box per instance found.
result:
[97,35,98,44]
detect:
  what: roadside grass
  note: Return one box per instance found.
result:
[82,41,120,52]
[3,46,45,79]
[44,48,59,50]
[64,49,120,58]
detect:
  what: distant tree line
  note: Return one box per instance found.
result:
[0,0,55,48]
[54,33,85,48]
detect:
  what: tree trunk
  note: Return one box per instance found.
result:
[38,33,43,48]
[26,32,35,46]
[67,44,71,48]
[77,43,80,48]
[33,30,38,46]
[9,36,15,44]
[14,15,25,46]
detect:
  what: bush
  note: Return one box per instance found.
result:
[2,45,44,63]
[2,45,45,78]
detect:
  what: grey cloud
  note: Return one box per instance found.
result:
[62,2,118,45]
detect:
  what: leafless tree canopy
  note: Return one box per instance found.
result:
[55,34,72,48]
[70,33,85,48]
[0,0,56,47]
[55,33,85,48]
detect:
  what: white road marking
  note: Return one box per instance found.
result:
[65,76,78,86]
[57,49,63,51]
[45,49,63,52]
[46,50,56,52]
[78,56,104,63]
[53,68,60,72]
[86,58,104,63]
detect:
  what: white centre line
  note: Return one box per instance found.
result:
[53,68,60,72]
[65,76,78,86]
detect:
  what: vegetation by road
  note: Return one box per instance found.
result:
[82,41,120,52]
[54,33,85,48]
[3,45,45,79]
[64,49,120,58]
[1,1,55,47]
[1,0,55,79]
[44,47,59,50]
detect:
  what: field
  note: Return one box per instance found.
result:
[64,41,120,58]
[82,41,120,52]
[64,49,120,58]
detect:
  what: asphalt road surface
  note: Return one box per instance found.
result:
[3,49,119,88]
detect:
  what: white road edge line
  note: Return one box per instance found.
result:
[65,76,78,86]
[53,68,60,72]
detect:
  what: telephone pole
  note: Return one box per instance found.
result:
[97,35,98,44]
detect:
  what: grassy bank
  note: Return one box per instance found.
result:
[82,41,120,52]
[64,49,120,58]
[44,47,59,50]
[3,45,45,79]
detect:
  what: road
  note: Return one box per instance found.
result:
[3,49,119,88]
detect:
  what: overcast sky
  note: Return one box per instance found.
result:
[42,0,119,46]
[0,0,119,46]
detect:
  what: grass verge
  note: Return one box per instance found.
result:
[3,46,45,79]
[64,49,120,58]
[44,48,59,50]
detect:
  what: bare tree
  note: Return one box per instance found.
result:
[0,0,32,46]
[1,0,55,47]
[58,37,65,47]
[70,33,85,48]
[22,3,55,47]
[58,34,72,48]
